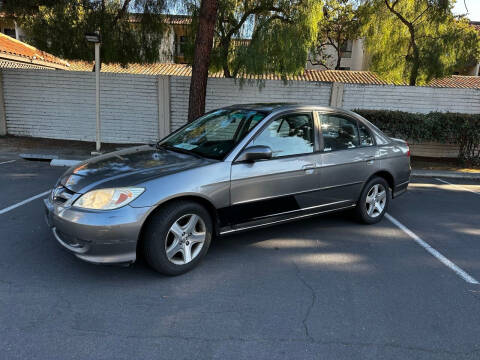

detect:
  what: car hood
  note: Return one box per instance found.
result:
[59,145,215,193]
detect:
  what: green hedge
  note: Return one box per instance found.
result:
[355,110,480,165]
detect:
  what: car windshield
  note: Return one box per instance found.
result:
[159,109,267,160]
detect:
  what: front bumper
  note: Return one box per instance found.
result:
[44,196,150,264]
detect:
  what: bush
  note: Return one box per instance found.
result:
[355,110,480,165]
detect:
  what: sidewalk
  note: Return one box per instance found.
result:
[0,135,139,160]
[411,169,480,180]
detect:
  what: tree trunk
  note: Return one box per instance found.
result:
[408,32,420,86]
[187,0,218,123]
[383,0,420,86]
[221,38,232,78]
[335,48,342,70]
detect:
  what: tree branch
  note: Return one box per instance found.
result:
[225,5,288,39]
[115,0,131,21]
[411,6,430,24]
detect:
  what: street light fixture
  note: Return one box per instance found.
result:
[85,31,101,153]
[85,32,101,43]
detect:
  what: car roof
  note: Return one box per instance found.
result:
[220,103,388,141]
[222,103,344,113]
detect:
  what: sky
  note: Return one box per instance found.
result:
[453,0,480,21]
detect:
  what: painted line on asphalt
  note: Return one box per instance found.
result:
[0,191,50,215]
[386,213,479,285]
[435,178,480,196]
[0,160,16,165]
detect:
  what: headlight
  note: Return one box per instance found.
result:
[73,188,145,210]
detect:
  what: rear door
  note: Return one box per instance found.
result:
[317,112,378,206]
[227,111,322,226]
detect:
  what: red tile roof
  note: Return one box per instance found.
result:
[164,15,192,25]
[0,59,53,70]
[67,61,389,84]
[129,14,192,25]
[67,61,480,89]
[0,33,69,69]
[428,75,480,89]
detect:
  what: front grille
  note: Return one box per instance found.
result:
[52,186,75,204]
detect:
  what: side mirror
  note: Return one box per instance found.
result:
[236,145,273,162]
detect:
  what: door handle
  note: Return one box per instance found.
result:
[302,164,315,174]
[365,156,375,164]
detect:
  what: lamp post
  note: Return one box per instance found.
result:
[85,32,101,153]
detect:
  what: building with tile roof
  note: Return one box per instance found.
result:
[0,33,69,70]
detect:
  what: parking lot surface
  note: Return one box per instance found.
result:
[1,157,480,360]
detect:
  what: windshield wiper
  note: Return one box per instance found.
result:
[157,143,205,159]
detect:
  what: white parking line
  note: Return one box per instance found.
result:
[0,191,50,215]
[0,160,16,165]
[435,178,480,196]
[386,213,479,285]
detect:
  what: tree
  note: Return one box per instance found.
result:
[362,0,480,85]
[212,0,295,78]
[238,0,323,77]
[2,0,167,64]
[187,0,218,122]
[185,0,323,121]
[183,0,324,78]
[310,0,362,70]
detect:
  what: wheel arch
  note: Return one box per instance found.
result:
[368,170,395,192]
[136,194,220,256]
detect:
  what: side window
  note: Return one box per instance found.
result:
[358,122,374,147]
[320,114,359,152]
[250,113,315,158]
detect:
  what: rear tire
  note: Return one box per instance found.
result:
[355,177,390,224]
[143,200,213,275]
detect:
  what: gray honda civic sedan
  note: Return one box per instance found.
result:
[44,104,410,275]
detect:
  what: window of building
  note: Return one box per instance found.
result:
[3,28,16,38]
[340,40,353,59]
[175,35,188,57]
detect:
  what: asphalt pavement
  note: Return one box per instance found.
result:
[1,157,479,360]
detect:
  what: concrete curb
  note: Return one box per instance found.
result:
[20,153,58,161]
[50,159,82,167]
[411,170,480,180]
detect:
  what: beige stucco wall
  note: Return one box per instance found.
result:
[158,27,175,63]
[307,39,367,71]
[350,39,366,70]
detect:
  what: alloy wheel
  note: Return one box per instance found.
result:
[365,184,387,218]
[165,214,206,265]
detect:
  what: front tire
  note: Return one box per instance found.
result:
[143,201,213,275]
[355,177,390,224]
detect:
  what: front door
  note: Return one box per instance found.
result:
[227,112,322,226]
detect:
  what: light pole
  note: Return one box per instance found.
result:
[85,32,101,153]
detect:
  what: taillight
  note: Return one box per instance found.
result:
[406,142,410,157]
